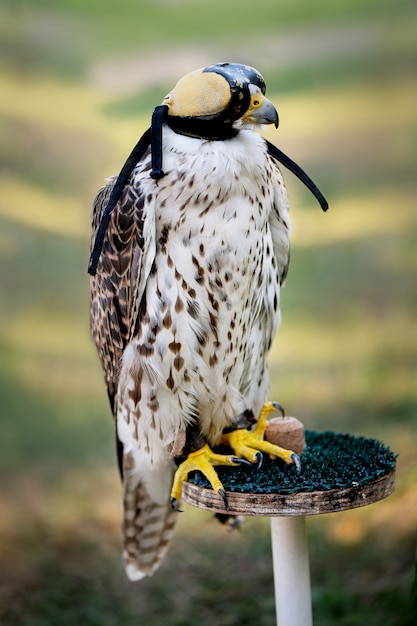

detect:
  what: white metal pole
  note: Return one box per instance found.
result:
[270,516,313,626]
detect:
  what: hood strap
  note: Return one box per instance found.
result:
[150,105,168,180]
[88,127,153,275]
[88,106,170,276]
[265,139,328,212]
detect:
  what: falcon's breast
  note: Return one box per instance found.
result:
[109,127,291,459]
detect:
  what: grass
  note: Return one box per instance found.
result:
[0,0,416,624]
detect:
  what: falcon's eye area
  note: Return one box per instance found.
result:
[248,93,265,111]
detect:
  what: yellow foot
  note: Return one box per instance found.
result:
[171,443,241,511]
[221,401,301,471]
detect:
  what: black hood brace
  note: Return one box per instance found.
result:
[88,104,328,276]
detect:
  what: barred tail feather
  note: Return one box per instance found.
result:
[122,477,178,581]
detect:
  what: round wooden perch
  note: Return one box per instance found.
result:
[182,421,396,626]
[182,424,396,516]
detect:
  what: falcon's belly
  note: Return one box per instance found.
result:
[117,130,282,466]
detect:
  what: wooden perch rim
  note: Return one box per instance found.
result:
[182,470,395,517]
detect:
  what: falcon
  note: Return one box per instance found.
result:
[89,63,327,580]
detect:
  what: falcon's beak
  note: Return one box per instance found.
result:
[243,96,279,128]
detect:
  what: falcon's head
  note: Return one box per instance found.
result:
[161,62,278,139]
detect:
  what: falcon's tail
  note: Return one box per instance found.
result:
[122,467,178,580]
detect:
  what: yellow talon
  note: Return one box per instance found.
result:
[170,443,239,505]
[170,402,300,510]
[221,401,299,467]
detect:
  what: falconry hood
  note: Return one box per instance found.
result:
[161,63,279,137]
[88,62,328,276]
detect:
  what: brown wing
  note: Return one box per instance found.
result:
[89,158,156,417]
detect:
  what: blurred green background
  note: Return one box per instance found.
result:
[0,1,416,624]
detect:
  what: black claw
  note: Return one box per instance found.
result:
[214,513,245,531]
[218,488,229,511]
[170,497,183,512]
[255,451,263,470]
[227,515,245,531]
[271,401,285,417]
[291,453,301,472]
[231,456,252,466]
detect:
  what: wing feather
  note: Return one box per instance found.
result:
[268,157,292,286]
[89,159,156,414]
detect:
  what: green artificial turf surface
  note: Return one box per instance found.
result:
[189,431,397,494]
